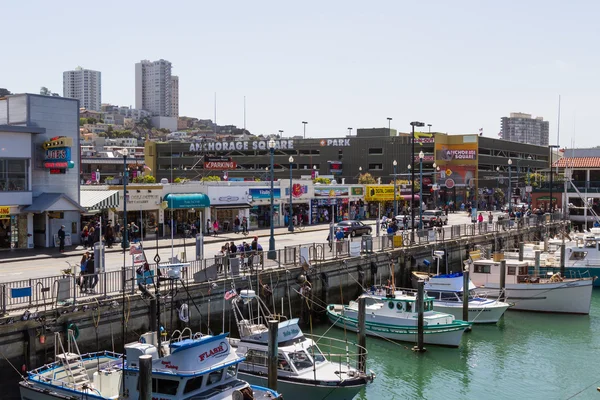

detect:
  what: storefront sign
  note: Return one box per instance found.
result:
[415,137,434,144]
[442,149,476,160]
[319,139,351,147]
[284,184,308,198]
[314,187,349,197]
[189,140,294,152]
[117,193,161,211]
[249,188,281,200]
[217,196,240,202]
[204,161,237,170]
[0,206,10,217]
[351,187,364,196]
[43,136,75,171]
[413,155,435,162]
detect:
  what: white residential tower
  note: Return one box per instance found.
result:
[63,66,101,111]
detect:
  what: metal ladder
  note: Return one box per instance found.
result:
[54,330,91,390]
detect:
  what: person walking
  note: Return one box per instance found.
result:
[58,225,66,253]
[105,221,114,249]
[206,219,211,235]
[234,216,241,234]
[213,219,219,236]
[335,227,345,254]
[241,217,248,235]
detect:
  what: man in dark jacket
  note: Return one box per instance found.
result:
[58,225,66,252]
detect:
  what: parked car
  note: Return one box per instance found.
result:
[334,220,372,237]
[420,210,448,227]
[394,215,418,229]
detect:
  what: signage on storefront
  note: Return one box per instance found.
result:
[314,187,349,197]
[351,187,364,196]
[365,185,396,201]
[0,206,10,217]
[42,136,75,171]
[249,188,281,200]
[284,184,308,198]
[189,139,294,152]
[204,161,237,170]
[319,139,351,147]
[217,196,240,202]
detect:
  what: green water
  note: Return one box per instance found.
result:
[313,289,600,400]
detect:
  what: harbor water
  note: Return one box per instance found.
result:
[313,288,600,400]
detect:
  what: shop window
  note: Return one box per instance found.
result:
[368,164,383,170]
[0,159,29,192]
[368,148,383,155]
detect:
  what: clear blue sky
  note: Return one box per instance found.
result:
[2,0,597,147]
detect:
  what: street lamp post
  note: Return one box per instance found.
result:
[432,163,437,209]
[526,156,532,209]
[268,139,276,259]
[427,124,432,133]
[548,145,559,213]
[302,121,307,139]
[496,166,500,209]
[121,149,129,250]
[288,156,294,232]
[387,117,392,135]
[410,121,425,243]
[419,151,424,229]
[393,160,398,217]
[508,159,513,212]
[347,127,352,136]
[278,129,283,138]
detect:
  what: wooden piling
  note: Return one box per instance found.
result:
[267,319,279,392]
[139,354,153,400]
[357,296,367,372]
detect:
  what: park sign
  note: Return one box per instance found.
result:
[189,139,295,152]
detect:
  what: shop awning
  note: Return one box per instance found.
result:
[211,203,251,210]
[164,193,210,209]
[23,193,86,213]
[80,190,120,212]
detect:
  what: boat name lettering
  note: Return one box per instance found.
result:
[198,341,228,362]
[152,397,170,400]
[282,328,300,337]
[160,360,179,370]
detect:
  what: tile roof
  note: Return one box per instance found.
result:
[553,157,600,168]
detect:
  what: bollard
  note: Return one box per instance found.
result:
[534,250,541,278]
[560,244,566,277]
[412,280,426,352]
[357,297,367,373]
[462,269,469,324]
[519,242,524,262]
[499,260,506,302]
[139,354,153,400]
[268,320,279,392]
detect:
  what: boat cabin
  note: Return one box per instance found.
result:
[470,259,532,286]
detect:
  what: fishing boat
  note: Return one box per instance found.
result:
[423,272,511,323]
[470,257,595,314]
[229,290,375,400]
[19,327,282,400]
[327,290,471,347]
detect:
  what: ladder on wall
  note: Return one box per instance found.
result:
[54,330,91,390]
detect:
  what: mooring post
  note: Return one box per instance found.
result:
[268,319,279,392]
[462,268,469,324]
[560,244,566,277]
[149,298,157,333]
[534,250,541,277]
[357,296,367,372]
[499,260,506,302]
[139,354,153,400]
[412,280,426,352]
[518,242,524,262]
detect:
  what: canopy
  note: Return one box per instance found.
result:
[23,193,86,213]
[164,193,210,209]
[80,190,120,212]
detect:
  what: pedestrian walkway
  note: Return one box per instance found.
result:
[0,221,376,265]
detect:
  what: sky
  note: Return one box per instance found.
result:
[2,0,598,148]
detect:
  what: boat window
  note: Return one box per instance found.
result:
[307,345,326,363]
[152,378,179,395]
[245,349,268,366]
[426,291,440,300]
[519,267,528,275]
[289,350,313,370]
[507,267,516,275]
[396,302,403,311]
[183,375,204,394]
[278,354,292,371]
[570,251,587,261]
[406,302,412,312]
[226,364,238,379]
[426,301,434,311]
[207,370,224,386]
[473,264,490,274]
[388,301,394,309]
[440,292,457,301]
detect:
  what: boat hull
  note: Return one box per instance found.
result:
[239,372,364,400]
[475,279,594,314]
[326,308,468,347]
[433,302,510,324]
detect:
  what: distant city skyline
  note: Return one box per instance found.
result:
[2,1,598,147]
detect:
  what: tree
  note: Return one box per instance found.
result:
[201,175,221,182]
[313,177,331,184]
[79,118,87,126]
[0,88,12,97]
[40,87,59,96]
[358,173,376,184]
[526,172,546,188]
[138,116,152,129]
[87,117,97,125]
[494,188,505,203]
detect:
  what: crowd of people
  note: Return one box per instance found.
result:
[80,218,140,250]
[215,236,262,273]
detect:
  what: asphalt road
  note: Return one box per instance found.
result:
[0,210,489,283]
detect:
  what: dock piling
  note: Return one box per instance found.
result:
[499,260,506,302]
[518,242,524,261]
[267,319,279,392]
[462,268,469,323]
[534,250,541,277]
[139,354,152,400]
[357,296,367,372]
[412,280,426,352]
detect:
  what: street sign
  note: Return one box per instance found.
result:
[525,185,532,193]
[445,179,455,189]
[446,169,452,176]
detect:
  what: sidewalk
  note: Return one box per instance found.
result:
[0,220,377,265]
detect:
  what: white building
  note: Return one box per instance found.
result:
[135,59,173,117]
[171,75,179,118]
[63,66,102,111]
[500,112,550,146]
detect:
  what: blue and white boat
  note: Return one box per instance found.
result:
[20,328,282,400]
[423,272,511,323]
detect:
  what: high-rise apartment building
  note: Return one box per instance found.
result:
[135,59,173,117]
[63,66,101,111]
[171,75,179,118]
[500,112,549,146]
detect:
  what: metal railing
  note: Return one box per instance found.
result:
[0,214,564,314]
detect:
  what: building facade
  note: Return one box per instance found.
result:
[0,94,85,249]
[500,112,550,146]
[171,75,179,118]
[63,67,102,111]
[135,59,173,117]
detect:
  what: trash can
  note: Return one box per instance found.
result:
[393,235,403,247]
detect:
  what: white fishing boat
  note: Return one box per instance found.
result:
[327,290,471,347]
[229,290,374,400]
[470,258,595,314]
[423,272,511,324]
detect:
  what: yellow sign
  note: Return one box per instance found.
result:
[414,132,433,139]
[446,169,452,176]
[0,206,10,217]
[365,185,395,201]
